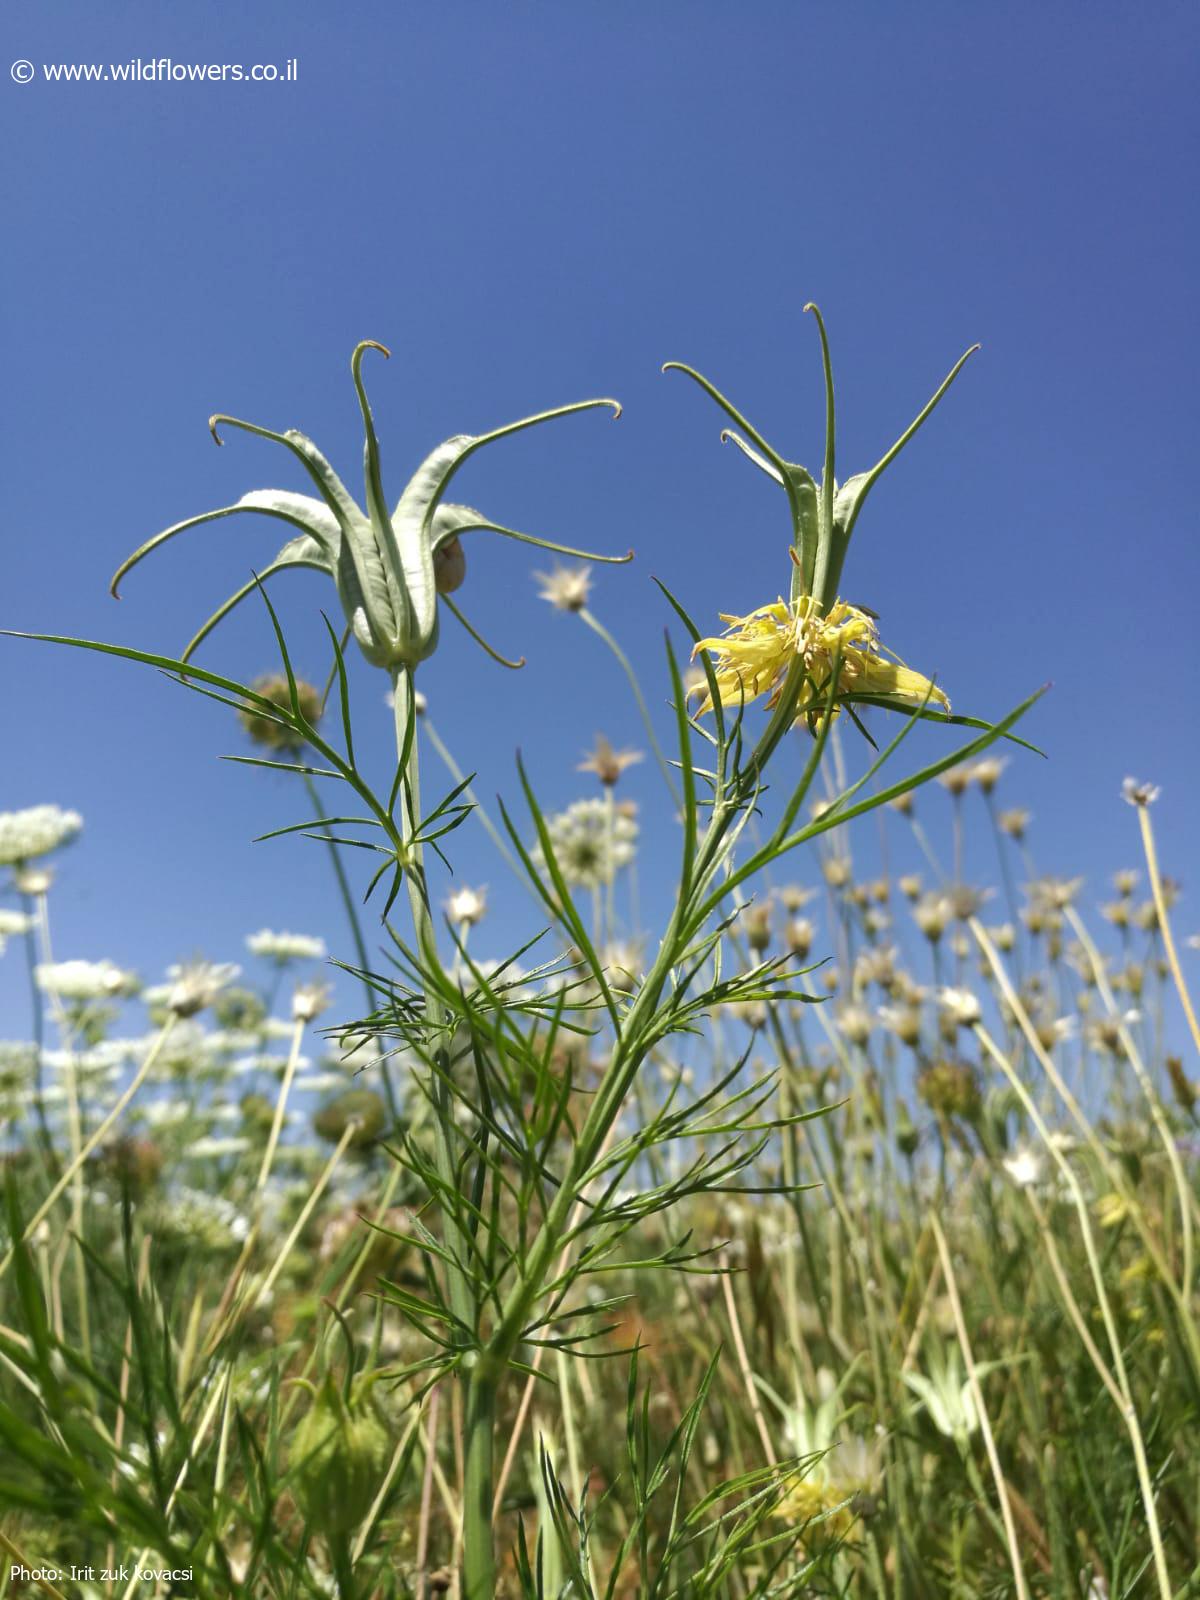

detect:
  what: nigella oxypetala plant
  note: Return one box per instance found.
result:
[111,341,630,675]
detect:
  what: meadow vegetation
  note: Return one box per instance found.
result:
[2,316,1197,1599]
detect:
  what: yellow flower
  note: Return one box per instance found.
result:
[691,594,949,724]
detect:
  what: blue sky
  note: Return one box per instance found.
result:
[2,0,1198,1027]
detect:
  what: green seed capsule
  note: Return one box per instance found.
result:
[291,1372,390,1536]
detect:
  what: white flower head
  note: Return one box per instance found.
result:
[0,805,82,868]
[533,798,638,889]
[291,981,332,1024]
[970,757,1007,794]
[836,1003,874,1046]
[535,563,592,613]
[937,986,981,1027]
[1121,777,1160,807]
[166,960,241,1018]
[446,885,488,927]
[188,1136,252,1159]
[1002,1148,1043,1188]
[0,910,32,937]
[246,929,327,964]
[36,959,138,1002]
[148,1187,249,1251]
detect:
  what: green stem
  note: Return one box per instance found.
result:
[579,607,681,807]
[462,1362,498,1600]
[301,769,399,1120]
[19,892,56,1169]
[390,667,484,1587]
[330,1533,357,1600]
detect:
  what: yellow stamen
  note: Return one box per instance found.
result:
[691,595,949,723]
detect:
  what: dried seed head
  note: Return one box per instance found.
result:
[166,960,240,1018]
[292,981,332,1024]
[239,674,323,752]
[536,562,593,612]
[742,904,772,953]
[314,1088,388,1148]
[578,734,643,788]
[971,757,1007,794]
[823,855,853,889]
[938,766,973,798]
[998,807,1030,840]
[446,884,488,928]
[918,1059,981,1122]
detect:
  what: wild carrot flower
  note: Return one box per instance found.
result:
[603,942,644,989]
[691,594,949,726]
[533,797,638,888]
[147,1188,250,1252]
[0,804,82,868]
[36,959,138,1001]
[1121,777,1160,807]
[1002,1148,1043,1187]
[246,929,327,964]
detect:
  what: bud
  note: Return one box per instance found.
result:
[213,987,268,1031]
[1166,1056,1196,1117]
[918,1059,981,1123]
[291,1372,390,1535]
[94,1136,163,1196]
[314,1088,388,1148]
[240,1093,277,1134]
[895,1099,919,1157]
